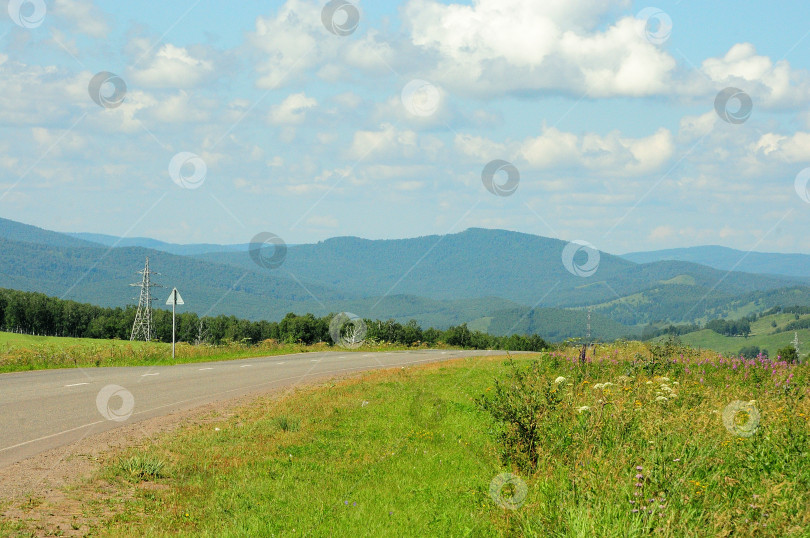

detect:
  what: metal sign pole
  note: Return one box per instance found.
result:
[166,288,184,360]
[172,294,176,359]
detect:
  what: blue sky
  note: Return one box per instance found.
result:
[1,0,810,255]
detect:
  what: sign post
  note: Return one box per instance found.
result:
[165,288,184,359]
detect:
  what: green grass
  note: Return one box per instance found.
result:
[675,328,810,359]
[8,343,803,536]
[658,275,696,286]
[0,331,419,374]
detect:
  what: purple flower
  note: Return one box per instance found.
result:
[635,474,644,479]
[635,482,643,487]
[636,465,643,471]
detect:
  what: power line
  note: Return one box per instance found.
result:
[130,257,162,341]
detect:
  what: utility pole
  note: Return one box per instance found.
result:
[130,257,162,341]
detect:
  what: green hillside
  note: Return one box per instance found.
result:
[3,218,810,332]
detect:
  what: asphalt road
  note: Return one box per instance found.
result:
[0,349,510,468]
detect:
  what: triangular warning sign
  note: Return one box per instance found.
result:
[166,288,184,305]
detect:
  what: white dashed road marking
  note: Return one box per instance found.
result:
[64,382,89,387]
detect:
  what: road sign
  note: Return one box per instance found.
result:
[166,288,184,359]
[166,288,184,306]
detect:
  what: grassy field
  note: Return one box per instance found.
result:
[675,328,810,359]
[4,342,806,536]
[0,331,416,374]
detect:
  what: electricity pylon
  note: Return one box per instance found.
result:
[130,257,162,341]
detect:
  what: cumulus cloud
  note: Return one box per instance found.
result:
[269,93,318,124]
[348,124,419,160]
[672,43,810,109]
[404,0,675,97]
[453,126,674,176]
[128,44,215,89]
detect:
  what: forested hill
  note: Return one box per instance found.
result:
[3,218,810,333]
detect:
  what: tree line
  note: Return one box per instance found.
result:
[0,288,548,351]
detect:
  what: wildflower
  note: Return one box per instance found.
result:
[635,473,643,479]
[554,376,567,384]
[593,383,605,390]
[655,396,668,402]
[576,406,591,413]
[636,466,643,471]
[635,482,643,487]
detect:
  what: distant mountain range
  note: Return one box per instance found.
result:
[621,246,810,280]
[67,232,251,257]
[4,217,810,341]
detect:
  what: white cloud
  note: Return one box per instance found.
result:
[128,44,215,89]
[348,124,418,160]
[146,91,213,124]
[249,0,322,89]
[750,132,810,164]
[404,0,674,97]
[692,43,810,109]
[269,93,318,124]
[52,0,110,39]
[455,126,674,176]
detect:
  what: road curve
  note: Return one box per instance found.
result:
[0,349,513,468]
